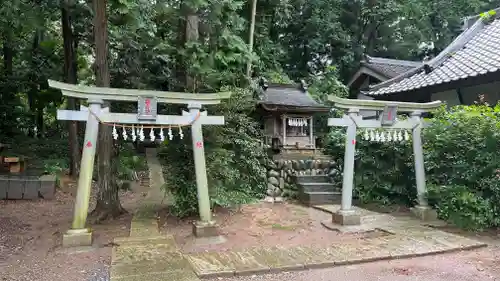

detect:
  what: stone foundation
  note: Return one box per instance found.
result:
[266,159,339,198]
[411,205,438,221]
[62,228,93,247]
[193,221,220,238]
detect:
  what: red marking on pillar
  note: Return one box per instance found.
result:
[145,99,151,114]
[196,141,203,148]
[388,110,392,121]
[352,139,356,145]
[86,141,92,148]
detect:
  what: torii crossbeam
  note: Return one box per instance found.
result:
[49,80,231,247]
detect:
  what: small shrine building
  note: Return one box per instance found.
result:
[254,78,329,156]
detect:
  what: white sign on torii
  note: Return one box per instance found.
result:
[49,80,231,247]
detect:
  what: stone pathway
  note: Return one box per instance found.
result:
[185,205,486,278]
[109,150,487,280]
[110,148,200,281]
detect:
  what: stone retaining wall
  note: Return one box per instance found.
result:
[0,175,56,200]
[266,159,339,198]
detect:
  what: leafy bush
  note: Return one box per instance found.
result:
[43,158,69,175]
[159,87,268,217]
[325,104,500,230]
[324,125,415,206]
[116,145,147,181]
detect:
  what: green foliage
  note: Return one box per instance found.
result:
[42,158,69,175]
[160,87,268,217]
[324,125,415,206]
[116,145,147,181]
[427,184,497,231]
[325,104,500,230]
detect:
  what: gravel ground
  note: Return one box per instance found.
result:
[2,173,500,281]
[0,173,147,281]
[215,246,500,281]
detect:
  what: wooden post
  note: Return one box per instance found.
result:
[282,115,287,147]
[309,116,314,148]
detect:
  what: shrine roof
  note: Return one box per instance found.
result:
[366,8,500,97]
[256,79,328,111]
[361,56,420,79]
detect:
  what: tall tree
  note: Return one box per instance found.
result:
[91,0,125,221]
[61,0,81,177]
[246,0,257,77]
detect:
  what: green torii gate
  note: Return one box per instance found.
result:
[327,96,442,226]
[49,80,231,247]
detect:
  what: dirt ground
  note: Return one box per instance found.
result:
[0,175,146,281]
[159,202,389,253]
[2,185,500,281]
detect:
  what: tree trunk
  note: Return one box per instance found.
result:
[246,0,257,77]
[62,1,81,177]
[91,0,125,222]
[28,30,41,137]
[184,5,199,92]
[3,34,13,76]
[1,32,15,136]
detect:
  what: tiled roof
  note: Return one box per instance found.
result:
[363,56,421,79]
[256,80,326,108]
[367,8,500,96]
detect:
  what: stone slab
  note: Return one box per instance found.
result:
[62,231,92,247]
[230,251,270,276]
[112,270,199,281]
[251,247,305,272]
[0,179,7,199]
[112,243,181,265]
[185,231,487,278]
[39,175,56,199]
[186,252,236,278]
[111,253,188,278]
[113,235,177,248]
[24,178,40,199]
[8,179,24,199]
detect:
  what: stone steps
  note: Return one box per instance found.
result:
[296,175,330,184]
[300,182,339,193]
[298,191,342,206]
[295,175,341,206]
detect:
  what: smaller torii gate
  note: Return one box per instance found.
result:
[327,96,442,226]
[48,80,231,247]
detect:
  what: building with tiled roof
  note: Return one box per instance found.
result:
[348,55,421,92]
[347,56,421,119]
[365,8,500,105]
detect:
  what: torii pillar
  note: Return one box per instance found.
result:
[49,80,231,247]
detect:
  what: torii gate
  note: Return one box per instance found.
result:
[327,96,442,226]
[48,80,231,247]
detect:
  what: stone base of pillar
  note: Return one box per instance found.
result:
[410,205,437,221]
[332,210,361,226]
[62,228,92,247]
[192,220,219,238]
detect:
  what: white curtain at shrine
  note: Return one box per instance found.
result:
[286,117,309,136]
